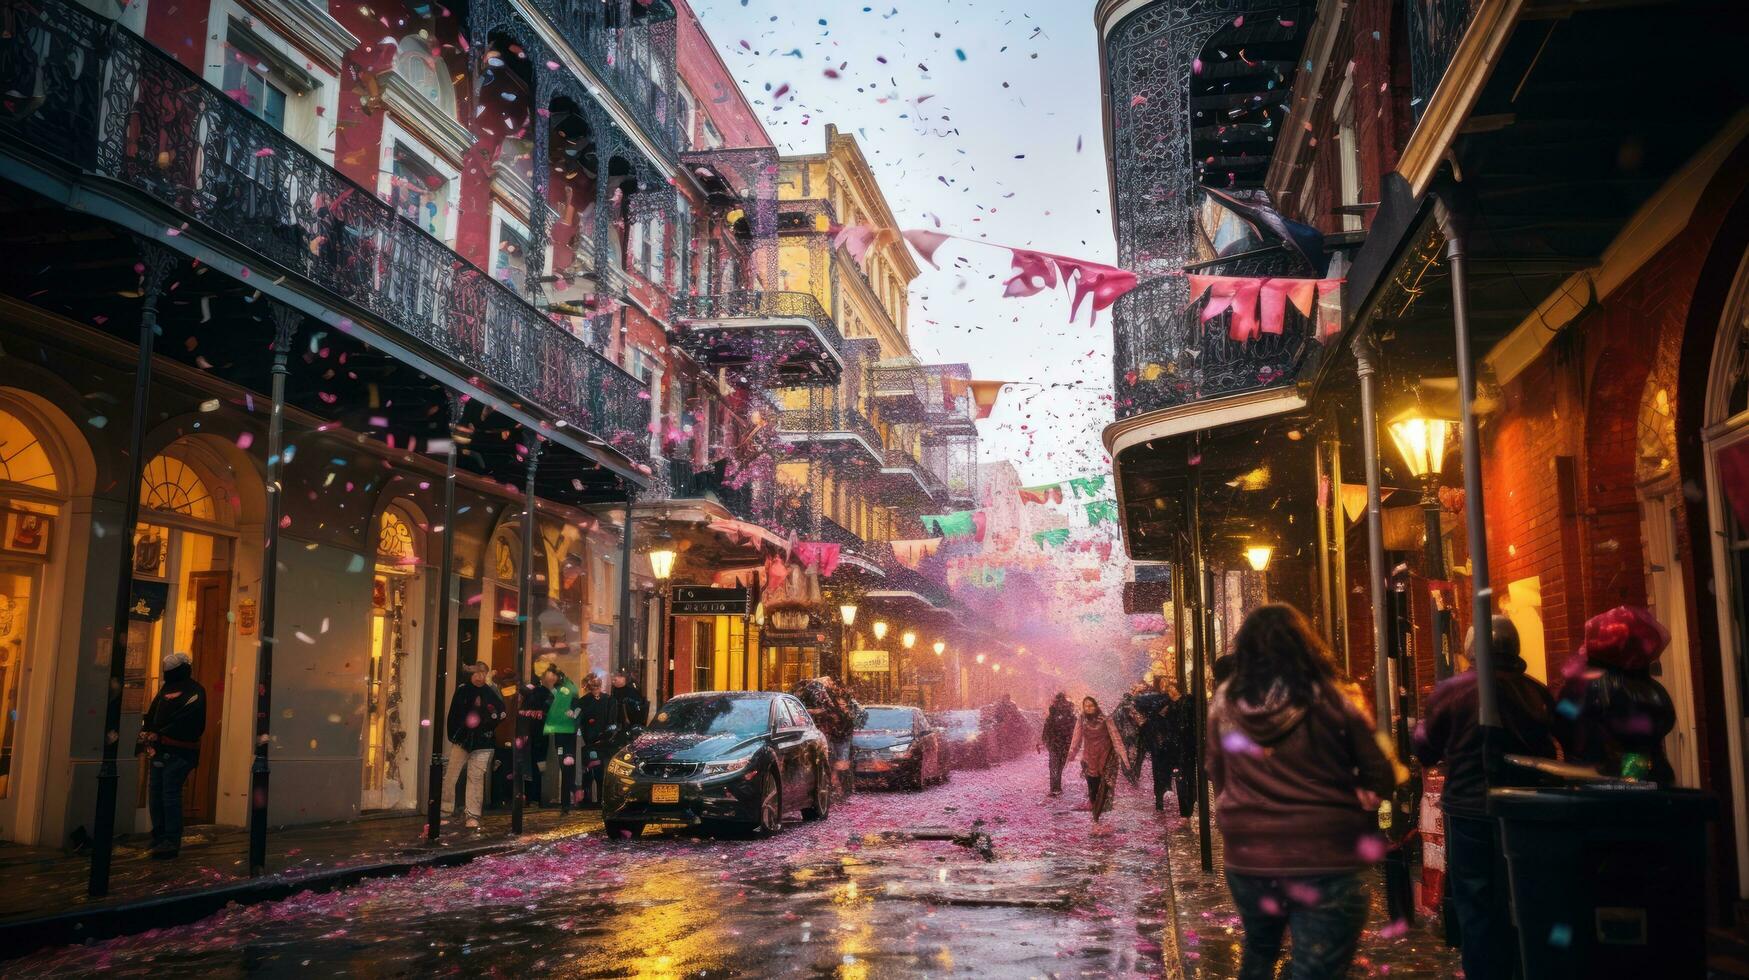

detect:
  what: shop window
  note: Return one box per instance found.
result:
[0,408,59,491]
[393,35,454,115]
[220,30,289,132]
[140,454,217,520]
[494,217,532,293]
[0,405,63,803]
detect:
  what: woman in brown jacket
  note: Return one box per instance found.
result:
[1067,696,1130,823]
[1207,604,1400,980]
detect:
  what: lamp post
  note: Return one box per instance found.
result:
[1389,414,1456,680]
[648,537,675,704]
[837,603,858,684]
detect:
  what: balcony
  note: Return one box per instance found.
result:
[774,407,883,465]
[526,0,682,159]
[675,292,844,386]
[881,447,949,505]
[1406,0,1481,123]
[869,359,928,423]
[0,0,652,468]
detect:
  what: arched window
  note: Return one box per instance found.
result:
[0,407,59,492]
[376,505,419,568]
[393,35,454,115]
[140,453,216,520]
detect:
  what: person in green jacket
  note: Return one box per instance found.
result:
[541,665,583,814]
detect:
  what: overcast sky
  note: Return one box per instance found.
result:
[692,0,1117,487]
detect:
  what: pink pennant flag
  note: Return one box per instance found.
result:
[1316,279,1344,342]
[902,229,951,269]
[1003,249,1058,297]
[1259,279,1291,336]
[1228,278,1263,341]
[1056,257,1139,324]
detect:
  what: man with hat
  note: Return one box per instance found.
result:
[443,660,506,829]
[138,651,206,858]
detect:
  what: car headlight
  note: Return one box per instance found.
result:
[701,756,753,777]
[607,754,635,778]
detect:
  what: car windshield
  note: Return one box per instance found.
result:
[648,696,771,737]
[860,708,914,731]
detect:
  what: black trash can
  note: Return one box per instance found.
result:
[1490,785,1717,980]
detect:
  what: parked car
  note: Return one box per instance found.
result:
[852,705,949,790]
[602,691,832,838]
[930,709,991,770]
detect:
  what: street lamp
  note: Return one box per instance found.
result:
[933,640,945,656]
[975,653,986,665]
[646,533,677,705]
[647,547,677,582]
[1245,545,1273,572]
[836,603,858,681]
[901,630,916,650]
[839,604,858,626]
[872,620,889,642]
[1390,412,1457,679]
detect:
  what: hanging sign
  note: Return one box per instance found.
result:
[671,586,750,616]
[237,597,257,636]
[849,649,890,673]
[128,580,168,621]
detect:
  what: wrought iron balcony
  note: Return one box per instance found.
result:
[1110,259,1317,420]
[0,0,652,467]
[774,407,883,463]
[526,0,682,158]
[1406,0,1481,122]
[870,359,928,423]
[675,291,844,386]
[881,447,949,504]
[861,542,952,608]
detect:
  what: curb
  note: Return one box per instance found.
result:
[0,840,520,962]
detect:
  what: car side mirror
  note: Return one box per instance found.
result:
[628,726,644,739]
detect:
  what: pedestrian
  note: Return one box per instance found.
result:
[1114,684,1145,785]
[1066,696,1129,824]
[571,672,618,807]
[1553,604,1678,785]
[1206,604,1401,980]
[541,665,582,813]
[1139,680,1190,813]
[1039,692,1076,796]
[443,661,506,830]
[794,676,856,795]
[138,651,206,859]
[519,665,554,806]
[609,669,649,745]
[1413,615,1559,980]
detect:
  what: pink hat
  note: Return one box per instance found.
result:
[1578,605,1669,671]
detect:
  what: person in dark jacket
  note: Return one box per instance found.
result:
[518,667,554,806]
[1414,616,1558,980]
[1039,693,1076,795]
[1553,604,1678,785]
[139,651,207,859]
[1207,604,1400,980]
[443,661,506,829]
[1137,679,1192,813]
[574,672,619,806]
[609,670,648,746]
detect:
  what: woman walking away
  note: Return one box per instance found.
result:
[1207,604,1401,980]
[1067,696,1129,824]
[1040,692,1076,796]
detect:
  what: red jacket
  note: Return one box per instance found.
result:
[1207,681,1399,876]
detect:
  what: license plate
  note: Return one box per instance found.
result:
[651,783,680,804]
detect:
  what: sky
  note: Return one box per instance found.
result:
[692,0,1118,487]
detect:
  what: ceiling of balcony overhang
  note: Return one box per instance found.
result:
[1191,5,1315,193]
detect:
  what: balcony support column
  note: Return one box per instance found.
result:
[88,239,176,899]
[527,69,552,307]
[616,489,637,675]
[1351,333,1392,732]
[425,393,464,842]
[1186,449,1214,875]
[511,437,543,836]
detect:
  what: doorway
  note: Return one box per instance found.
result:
[1642,487,1700,787]
[362,504,426,812]
[185,571,229,823]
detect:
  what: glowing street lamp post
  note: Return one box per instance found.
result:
[1390,414,1457,680]
[648,543,676,704]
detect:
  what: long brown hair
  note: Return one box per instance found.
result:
[1225,604,1337,708]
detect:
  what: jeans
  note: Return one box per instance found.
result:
[148,747,198,851]
[551,732,578,809]
[1446,812,1520,980]
[1047,746,1068,792]
[581,739,608,805]
[443,743,493,821]
[1227,870,1370,980]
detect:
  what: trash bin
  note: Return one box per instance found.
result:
[1490,785,1717,980]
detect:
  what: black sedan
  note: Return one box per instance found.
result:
[852,705,950,790]
[603,691,833,837]
[930,709,991,770]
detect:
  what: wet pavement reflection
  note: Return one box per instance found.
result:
[15,755,1176,978]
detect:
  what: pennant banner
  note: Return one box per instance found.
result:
[1032,528,1072,550]
[1187,274,1344,343]
[1084,499,1119,525]
[1019,483,1064,505]
[1067,475,1107,499]
[794,541,841,578]
[921,510,984,541]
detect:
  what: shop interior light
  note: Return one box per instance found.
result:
[1388,414,1455,479]
[839,604,858,626]
[1245,545,1273,572]
[872,620,888,641]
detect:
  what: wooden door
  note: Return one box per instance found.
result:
[186,570,230,824]
[490,621,518,744]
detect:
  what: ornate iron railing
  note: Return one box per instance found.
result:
[1405,0,1481,121]
[883,447,949,503]
[525,0,681,158]
[861,542,951,607]
[676,291,845,354]
[775,406,882,453]
[0,0,651,468]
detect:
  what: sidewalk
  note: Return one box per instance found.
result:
[1157,808,1461,978]
[0,804,602,958]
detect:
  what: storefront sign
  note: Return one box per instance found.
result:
[671,586,749,616]
[1,509,51,557]
[848,649,890,673]
[128,580,168,621]
[237,597,257,636]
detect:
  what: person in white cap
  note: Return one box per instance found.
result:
[138,651,206,858]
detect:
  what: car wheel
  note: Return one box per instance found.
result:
[603,820,643,839]
[755,769,783,834]
[802,764,831,820]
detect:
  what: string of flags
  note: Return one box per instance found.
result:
[1187,274,1345,343]
[921,510,987,542]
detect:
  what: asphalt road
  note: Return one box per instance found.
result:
[13,753,1177,978]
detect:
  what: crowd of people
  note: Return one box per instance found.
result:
[1031,600,1680,980]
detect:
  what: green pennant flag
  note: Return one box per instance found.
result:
[1084,499,1118,525]
[922,510,977,539]
[1068,475,1108,499]
[1032,528,1071,550]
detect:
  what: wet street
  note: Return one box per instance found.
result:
[13,756,1180,978]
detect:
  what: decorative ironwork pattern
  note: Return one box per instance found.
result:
[883,446,949,505]
[776,407,882,457]
[681,145,781,288]
[526,0,682,159]
[0,0,651,468]
[676,291,845,358]
[1104,0,1289,419]
[1406,0,1480,122]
